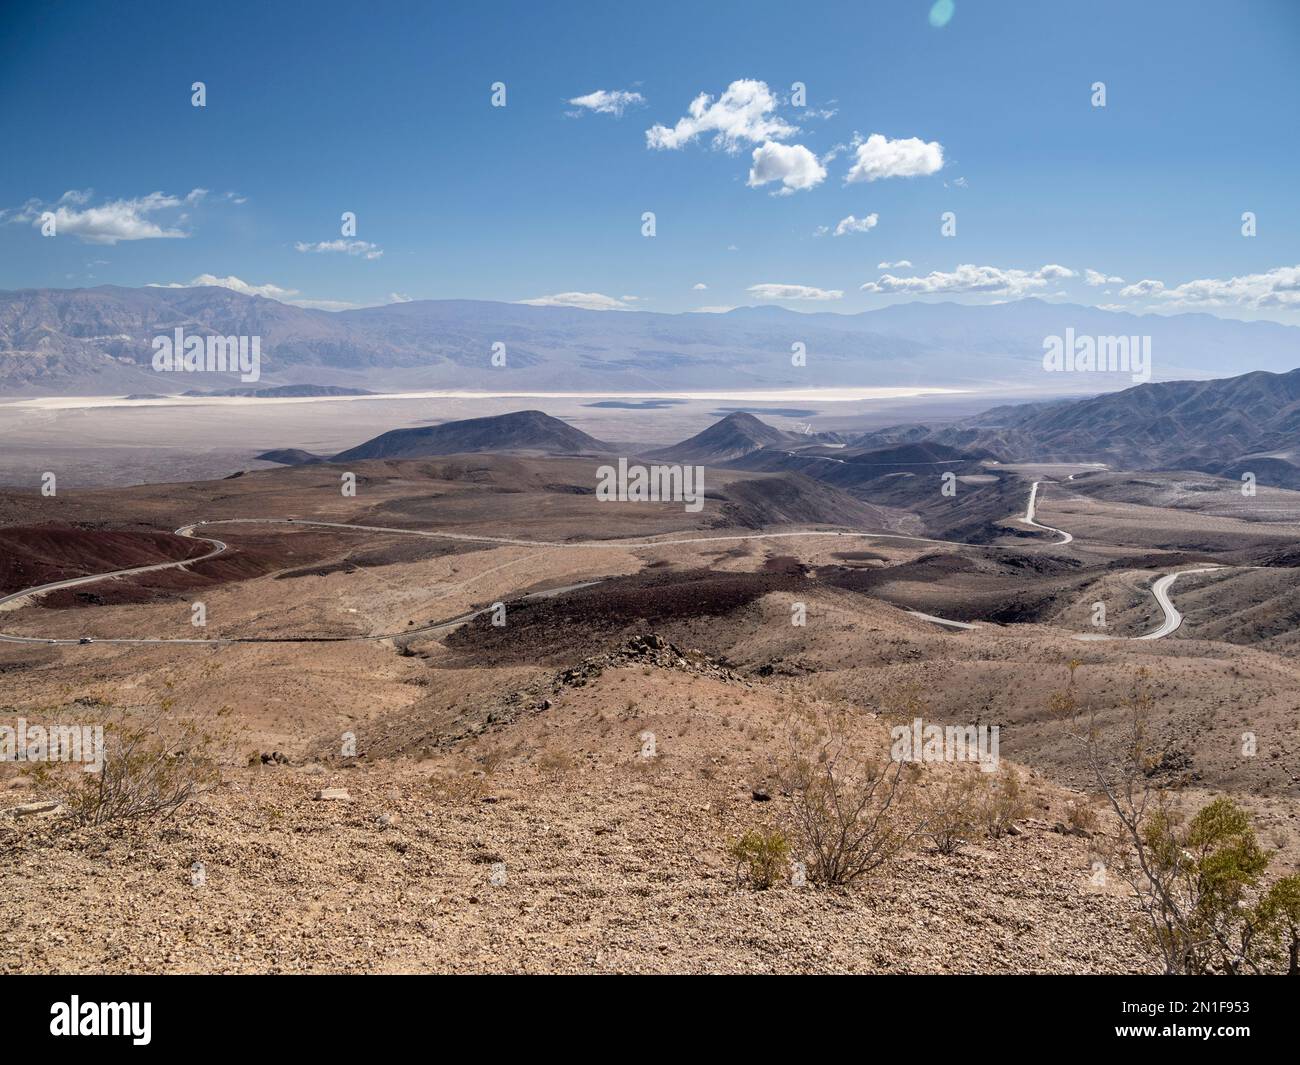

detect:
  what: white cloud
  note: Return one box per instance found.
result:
[832,213,878,237]
[295,239,383,260]
[845,134,944,183]
[747,141,826,194]
[694,305,735,313]
[148,274,300,301]
[877,259,912,269]
[861,263,1075,297]
[517,291,636,311]
[1,188,210,244]
[1085,268,1125,286]
[1119,279,1166,298]
[568,89,644,117]
[146,274,365,311]
[1037,264,1075,280]
[1119,265,1300,309]
[748,283,843,301]
[692,282,708,290]
[646,79,796,153]
[388,292,413,303]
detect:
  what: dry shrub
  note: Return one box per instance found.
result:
[43,705,221,828]
[728,827,790,890]
[1053,664,1300,974]
[922,769,983,855]
[979,768,1029,840]
[782,709,919,886]
[1065,798,1100,836]
[536,746,575,777]
[426,769,489,803]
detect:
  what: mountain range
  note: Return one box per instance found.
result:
[903,368,1300,485]
[255,364,1300,491]
[2,284,1297,395]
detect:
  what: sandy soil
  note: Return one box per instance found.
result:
[1,454,1297,974]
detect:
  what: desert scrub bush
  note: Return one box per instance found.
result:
[42,706,221,828]
[536,746,574,777]
[426,768,489,803]
[922,769,983,855]
[728,827,790,890]
[1053,664,1300,974]
[979,768,1029,840]
[1065,798,1100,836]
[782,710,919,886]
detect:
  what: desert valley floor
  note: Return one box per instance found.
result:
[3,432,1299,973]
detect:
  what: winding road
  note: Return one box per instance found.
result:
[1018,480,1074,545]
[0,480,1230,647]
[1073,566,1227,642]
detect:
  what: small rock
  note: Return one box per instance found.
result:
[12,801,63,818]
[751,786,771,802]
[314,788,350,801]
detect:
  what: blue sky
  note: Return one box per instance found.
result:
[1,0,1298,322]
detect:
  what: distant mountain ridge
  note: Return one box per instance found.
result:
[903,368,1300,485]
[2,284,1297,395]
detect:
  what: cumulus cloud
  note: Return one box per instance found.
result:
[877,259,912,269]
[747,142,826,194]
[845,134,944,183]
[1085,268,1125,286]
[146,274,366,310]
[1119,279,1166,298]
[829,213,878,237]
[0,188,211,244]
[861,263,1075,297]
[517,291,636,311]
[646,79,796,153]
[294,239,383,260]
[147,274,299,300]
[568,89,644,117]
[748,283,843,301]
[692,282,708,290]
[1120,265,1300,309]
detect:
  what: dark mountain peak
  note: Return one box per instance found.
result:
[645,411,797,464]
[331,409,608,462]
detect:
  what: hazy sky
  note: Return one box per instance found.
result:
[2,0,1298,322]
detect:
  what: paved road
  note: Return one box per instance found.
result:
[1018,481,1074,545]
[905,610,979,631]
[1073,566,1227,642]
[1137,568,1224,639]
